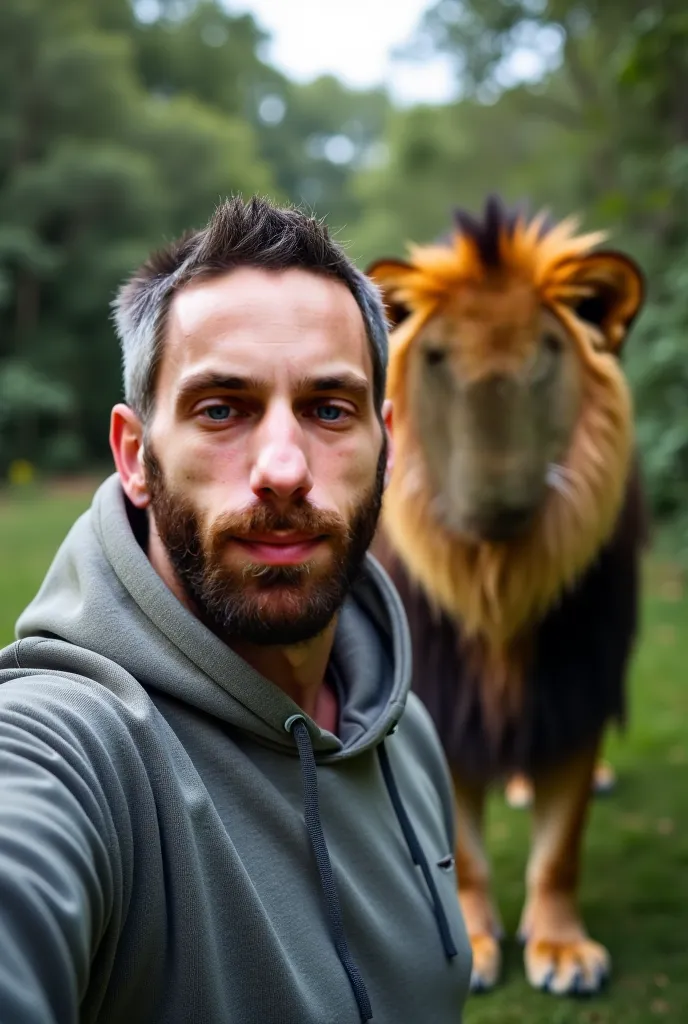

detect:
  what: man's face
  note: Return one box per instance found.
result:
[141,266,391,646]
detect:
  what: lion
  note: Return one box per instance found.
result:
[367,196,648,996]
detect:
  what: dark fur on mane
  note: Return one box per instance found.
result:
[372,457,649,782]
[451,194,554,268]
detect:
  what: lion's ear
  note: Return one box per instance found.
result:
[365,258,415,329]
[564,250,645,352]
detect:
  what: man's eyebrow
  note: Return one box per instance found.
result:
[175,370,371,408]
[175,372,266,405]
[297,374,371,399]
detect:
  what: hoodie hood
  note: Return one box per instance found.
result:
[16,473,411,759]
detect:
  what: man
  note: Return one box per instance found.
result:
[0,196,471,1022]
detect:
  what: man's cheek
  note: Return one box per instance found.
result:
[340,466,379,515]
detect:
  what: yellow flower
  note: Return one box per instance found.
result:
[8,459,35,487]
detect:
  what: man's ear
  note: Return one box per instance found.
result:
[109,403,150,508]
[366,259,415,329]
[563,250,646,352]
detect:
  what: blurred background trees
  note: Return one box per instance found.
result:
[1,0,686,537]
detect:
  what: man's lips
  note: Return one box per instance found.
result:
[231,533,327,565]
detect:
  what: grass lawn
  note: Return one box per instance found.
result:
[0,481,686,1022]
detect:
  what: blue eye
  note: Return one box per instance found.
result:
[204,404,232,421]
[315,404,345,422]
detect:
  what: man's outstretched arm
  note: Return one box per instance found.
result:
[0,679,121,1023]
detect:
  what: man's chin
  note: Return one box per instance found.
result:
[194,575,344,647]
[244,581,333,620]
[218,605,337,648]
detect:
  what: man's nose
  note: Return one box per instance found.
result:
[249,404,313,502]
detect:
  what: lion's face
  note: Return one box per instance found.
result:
[365,202,645,646]
[407,279,584,542]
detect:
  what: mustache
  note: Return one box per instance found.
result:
[209,501,351,547]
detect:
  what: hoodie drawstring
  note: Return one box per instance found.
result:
[285,715,458,1023]
[376,741,458,959]
[286,715,373,1022]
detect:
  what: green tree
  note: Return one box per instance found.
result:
[124,3,394,237]
[0,0,274,470]
[364,0,688,528]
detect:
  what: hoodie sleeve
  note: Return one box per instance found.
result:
[0,676,125,1024]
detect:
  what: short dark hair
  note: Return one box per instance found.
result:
[112,195,389,422]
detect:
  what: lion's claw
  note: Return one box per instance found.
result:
[468,933,502,993]
[525,937,610,995]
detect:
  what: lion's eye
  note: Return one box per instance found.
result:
[425,348,446,367]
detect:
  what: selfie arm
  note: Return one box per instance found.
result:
[0,678,121,1023]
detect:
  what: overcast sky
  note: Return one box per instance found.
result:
[226,0,458,105]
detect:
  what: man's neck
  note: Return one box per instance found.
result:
[231,627,340,733]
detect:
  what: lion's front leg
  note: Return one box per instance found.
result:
[519,739,610,995]
[505,758,617,809]
[453,776,503,992]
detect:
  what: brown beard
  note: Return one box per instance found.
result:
[143,440,387,646]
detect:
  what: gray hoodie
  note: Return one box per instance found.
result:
[0,473,471,1023]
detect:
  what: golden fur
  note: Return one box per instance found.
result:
[367,201,646,995]
[369,210,642,650]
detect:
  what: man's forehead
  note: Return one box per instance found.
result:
[159,265,373,391]
[167,265,365,337]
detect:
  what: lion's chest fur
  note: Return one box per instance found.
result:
[372,462,646,782]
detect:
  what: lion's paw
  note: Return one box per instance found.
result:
[468,933,502,993]
[524,937,610,995]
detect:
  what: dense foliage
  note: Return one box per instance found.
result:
[1,0,686,534]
